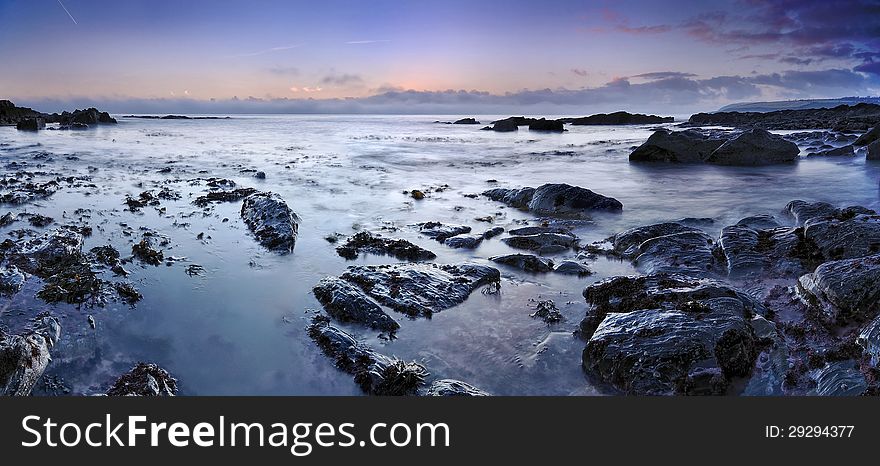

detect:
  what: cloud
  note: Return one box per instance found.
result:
[268,66,300,76]
[571,68,589,77]
[320,73,364,86]
[229,44,301,58]
[630,71,698,81]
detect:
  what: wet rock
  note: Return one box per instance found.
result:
[15,118,45,131]
[0,99,41,126]
[809,361,867,396]
[736,214,781,229]
[422,379,489,396]
[490,253,554,273]
[705,129,799,165]
[501,232,577,254]
[531,299,563,323]
[856,316,880,366]
[132,238,164,266]
[565,111,673,126]
[719,224,806,278]
[340,263,499,317]
[868,140,880,160]
[481,226,504,239]
[484,119,518,132]
[631,230,720,275]
[854,124,880,146]
[106,363,178,396]
[797,254,880,325]
[254,171,266,179]
[528,118,565,132]
[508,226,571,236]
[240,192,299,253]
[443,234,484,249]
[802,212,880,262]
[453,118,480,125]
[16,225,84,264]
[784,200,838,225]
[26,214,53,228]
[418,222,471,242]
[309,315,427,395]
[0,315,61,396]
[528,183,622,217]
[610,222,702,258]
[553,260,592,275]
[686,103,880,131]
[89,244,125,275]
[46,107,117,125]
[336,231,435,261]
[807,145,854,157]
[409,189,425,200]
[193,187,258,207]
[0,265,26,296]
[482,187,535,209]
[629,129,726,163]
[0,180,59,205]
[313,277,400,332]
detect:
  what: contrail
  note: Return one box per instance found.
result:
[57,0,78,25]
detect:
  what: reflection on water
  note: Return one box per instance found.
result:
[1,115,878,395]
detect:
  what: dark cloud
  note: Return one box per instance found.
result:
[630,71,698,81]
[571,68,589,77]
[320,73,364,86]
[779,56,814,66]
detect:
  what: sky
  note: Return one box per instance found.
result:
[1,0,879,114]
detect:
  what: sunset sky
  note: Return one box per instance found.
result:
[1,0,878,113]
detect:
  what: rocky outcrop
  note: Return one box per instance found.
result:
[45,108,117,125]
[0,100,41,126]
[854,124,880,146]
[528,183,622,217]
[105,363,178,396]
[685,103,880,132]
[867,140,880,160]
[563,111,674,126]
[240,192,299,253]
[418,222,472,243]
[704,129,799,165]
[443,234,484,249]
[452,118,480,125]
[336,231,435,261]
[802,211,880,262]
[528,118,565,132]
[501,232,577,254]
[610,222,702,258]
[482,187,535,209]
[16,118,45,131]
[719,224,806,278]
[857,316,880,366]
[806,145,854,157]
[422,379,489,396]
[581,274,762,395]
[483,119,519,132]
[1,315,62,396]
[490,253,554,273]
[340,263,500,317]
[313,277,400,332]
[797,254,880,325]
[629,129,726,163]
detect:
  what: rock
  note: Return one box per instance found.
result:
[809,361,867,396]
[15,118,45,131]
[0,265,26,296]
[443,234,484,249]
[0,315,61,396]
[685,103,880,131]
[705,129,799,165]
[797,254,880,325]
[857,316,880,366]
[867,140,880,160]
[501,233,576,254]
[784,200,838,225]
[308,315,427,395]
[340,263,499,317]
[16,225,84,263]
[482,187,535,209]
[802,212,880,262]
[336,231,435,261]
[610,222,702,258]
[631,230,721,275]
[193,187,258,207]
[807,145,854,157]
[422,379,489,396]
[564,111,674,126]
[0,180,59,205]
[527,183,622,217]
[486,119,518,132]
[240,192,299,253]
[854,124,880,146]
[313,277,400,331]
[481,226,504,239]
[490,253,554,273]
[528,118,565,132]
[735,214,781,229]
[583,299,757,395]
[410,189,425,200]
[719,225,806,278]
[254,171,266,179]
[629,129,726,163]
[553,260,592,275]
[530,299,563,323]
[0,100,41,126]
[418,222,471,242]
[49,107,117,125]
[453,118,480,125]
[106,363,178,396]
[508,226,571,236]
[580,273,766,337]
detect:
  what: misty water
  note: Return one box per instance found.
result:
[2,115,879,395]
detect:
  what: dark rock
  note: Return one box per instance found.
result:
[0,100,41,126]
[784,200,838,225]
[857,316,880,366]
[0,315,61,396]
[867,140,880,160]
[0,265,26,296]
[528,183,622,217]
[313,277,400,331]
[735,214,781,229]
[553,260,592,275]
[340,263,500,317]
[443,234,484,249]
[802,212,880,262]
[610,222,702,258]
[418,222,471,242]
[631,231,720,275]
[565,111,674,126]
[531,299,563,323]
[422,379,489,396]
[719,225,805,278]
[15,118,45,131]
[308,315,427,395]
[482,187,535,209]
[0,180,59,205]
[48,107,117,125]
[508,226,571,236]
[336,231,435,261]
[528,118,565,132]
[809,361,867,396]
[797,254,880,325]
[193,187,258,207]
[705,129,799,165]
[485,119,518,132]
[807,145,854,157]
[453,118,480,125]
[481,226,504,239]
[685,103,880,131]
[854,125,880,146]
[501,233,576,253]
[106,363,178,396]
[240,192,299,253]
[490,253,554,273]
[254,171,266,179]
[629,129,726,163]
[26,214,53,228]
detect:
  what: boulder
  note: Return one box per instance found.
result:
[481,227,504,240]
[719,225,806,278]
[527,183,623,217]
[631,231,721,275]
[501,232,577,254]
[629,129,725,163]
[482,187,535,209]
[0,316,61,396]
[566,111,673,126]
[313,277,400,331]
[490,253,554,273]
[807,145,854,157]
[240,192,299,253]
[610,222,702,258]
[528,118,564,132]
[553,260,592,275]
[854,124,880,146]
[802,212,880,262]
[443,234,484,249]
[452,118,480,125]
[808,361,867,396]
[867,140,880,160]
[15,118,45,131]
[340,263,500,317]
[784,200,838,225]
[418,222,472,243]
[705,129,799,165]
[797,254,880,325]
[422,379,490,396]
[335,231,435,261]
[106,363,178,396]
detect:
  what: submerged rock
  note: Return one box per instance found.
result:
[0,265,26,296]
[240,192,299,253]
[553,260,592,275]
[809,361,867,396]
[0,315,61,396]
[422,379,489,396]
[705,129,799,165]
[629,129,725,163]
[528,183,622,217]
[340,263,499,317]
[490,253,554,273]
[501,232,577,254]
[797,254,880,325]
[313,277,400,331]
[418,222,472,243]
[106,363,178,396]
[336,231,435,261]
